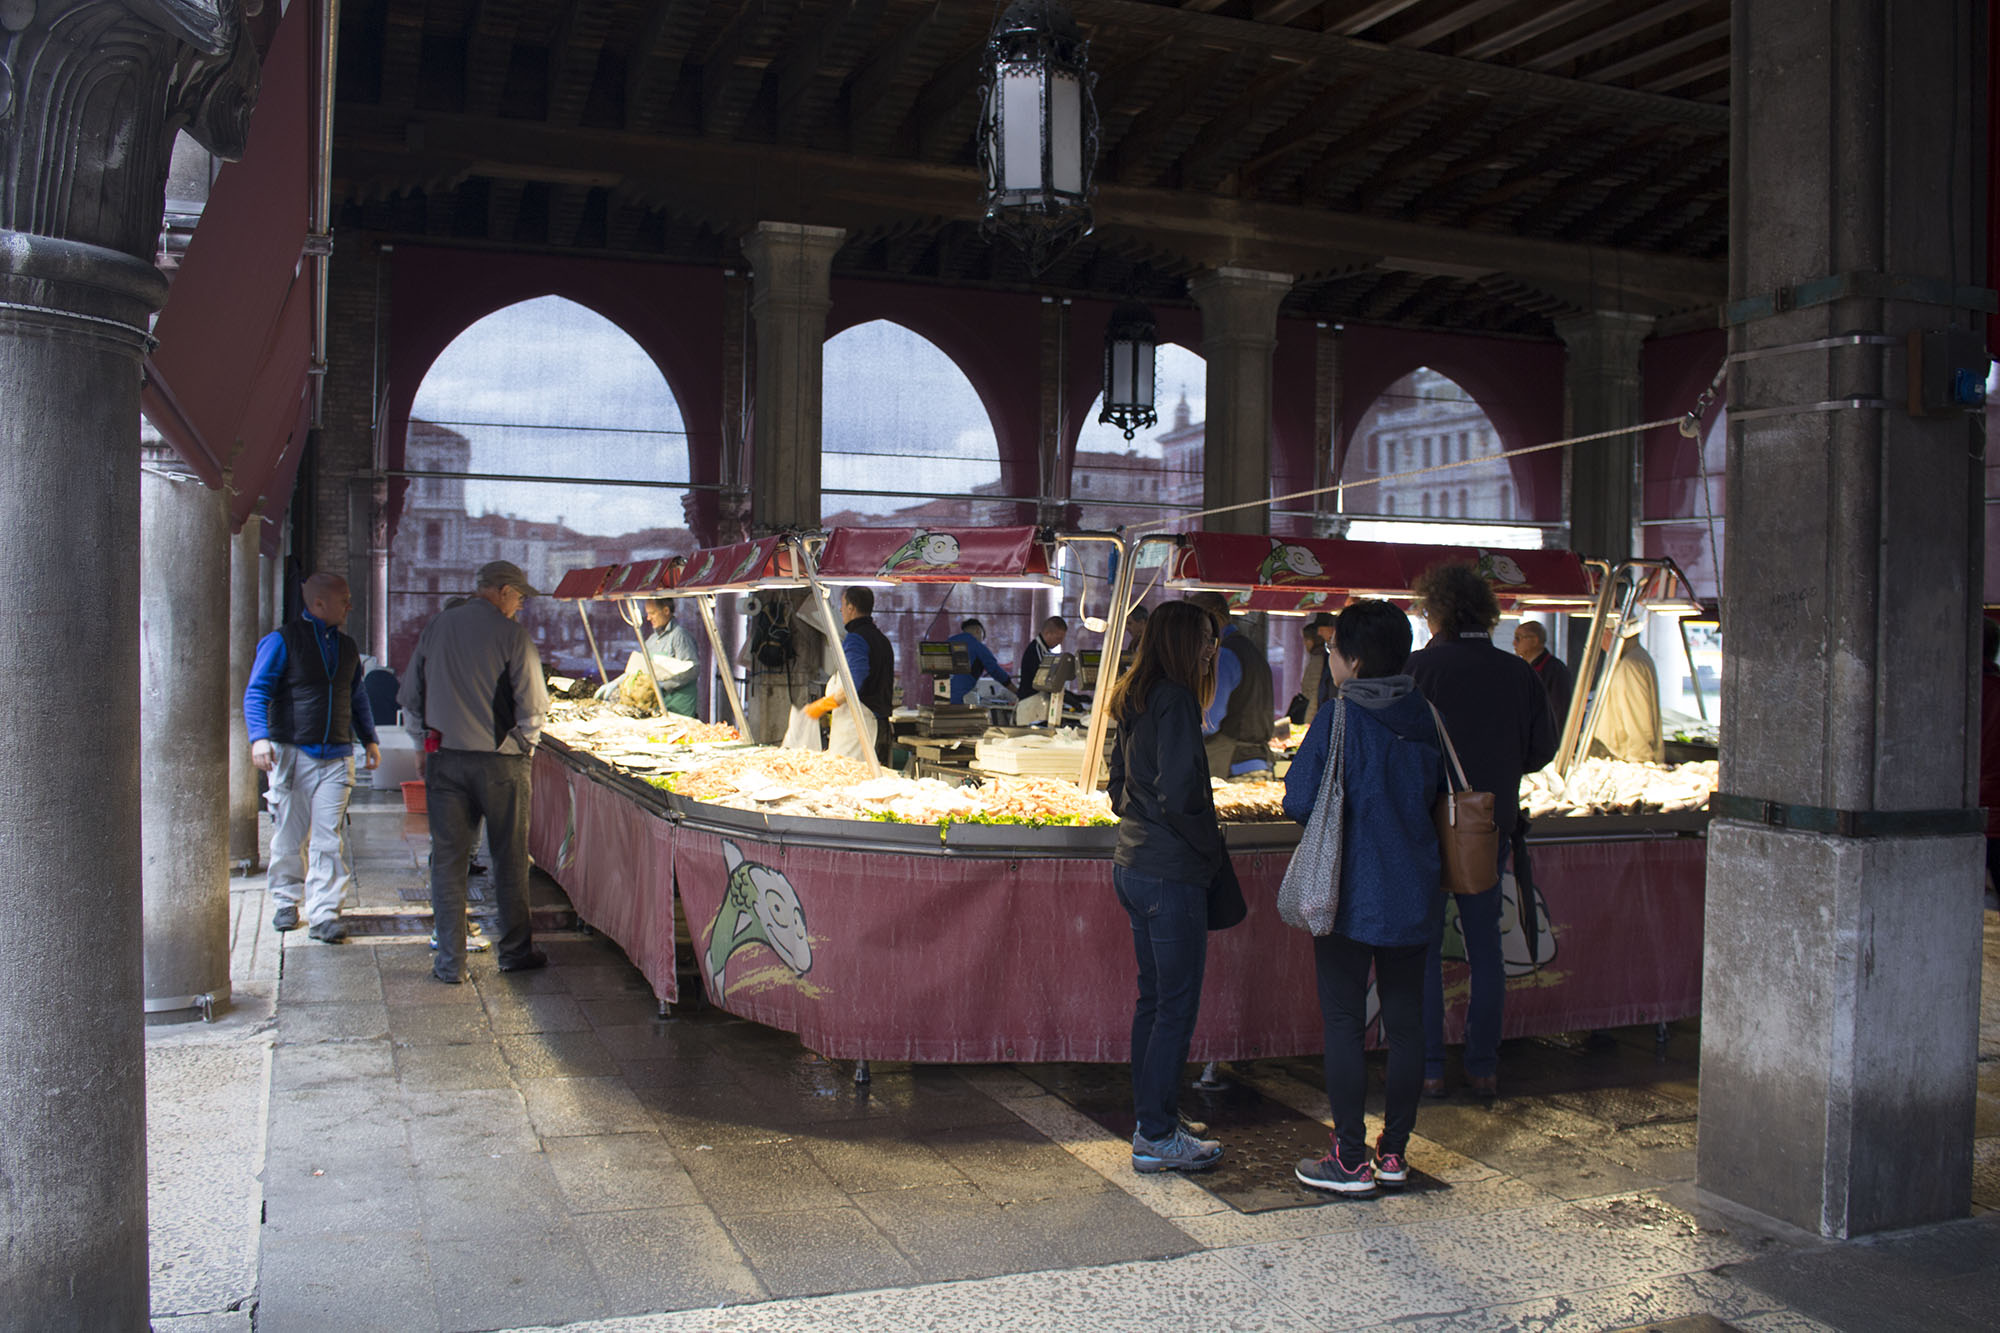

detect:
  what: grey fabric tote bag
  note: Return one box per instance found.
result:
[1276,696,1346,936]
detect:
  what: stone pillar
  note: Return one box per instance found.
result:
[1700,0,1987,1238]
[229,519,264,871]
[0,5,252,1325]
[742,222,845,532]
[1189,267,1292,536]
[1555,310,1653,562]
[141,459,234,1015]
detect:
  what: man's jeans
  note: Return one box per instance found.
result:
[1113,866,1209,1142]
[267,745,357,926]
[1423,844,1512,1079]
[426,749,534,976]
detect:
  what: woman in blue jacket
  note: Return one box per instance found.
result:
[1104,599,1228,1174]
[1283,599,1444,1194]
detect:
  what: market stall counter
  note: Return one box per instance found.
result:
[529,732,1706,1066]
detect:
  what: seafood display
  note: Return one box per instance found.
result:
[1521,757,1718,818]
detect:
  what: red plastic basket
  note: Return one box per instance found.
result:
[401,781,427,814]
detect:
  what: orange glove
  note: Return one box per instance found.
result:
[803,696,836,721]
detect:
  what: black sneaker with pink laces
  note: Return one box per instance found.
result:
[1295,1138,1377,1194]
[1373,1140,1410,1187]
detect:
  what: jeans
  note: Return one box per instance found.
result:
[1316,933,1426,1158]
[266,745,357,926]
[1113,866,1209,1142]
[1424,844,1511,1080]
[426,749,534,977]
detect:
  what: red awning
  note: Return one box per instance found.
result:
[816,526,1047,583]
[141,0,317,526]
[676,538,797,593]
[551,565,618,601]
[1168,533,1593,607]
[603,557,677,599]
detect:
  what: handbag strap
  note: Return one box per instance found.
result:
[1427,701,1471,794]
[1312,696,1346,820]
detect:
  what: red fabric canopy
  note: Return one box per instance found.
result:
[1169,532,1593,606]
[675,538,796,593]
[141,1,316,526]
[551,565,618,601]
[604,558,676,599]
[815,526,1046,582]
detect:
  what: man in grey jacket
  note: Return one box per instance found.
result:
[400,560,552,983]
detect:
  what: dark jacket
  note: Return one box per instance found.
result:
[266,618,363,748]
[1527,649,1575,733]
[1108,679,1226,886]
[848,615,895,722]
[1283,685,1445,948]
[1206,629,1275,774]
[1408,631,1557,840]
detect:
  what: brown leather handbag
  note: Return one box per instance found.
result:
[1428,703,1499,896]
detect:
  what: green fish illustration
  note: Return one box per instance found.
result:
[705,840,813,986]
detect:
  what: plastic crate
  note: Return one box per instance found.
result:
[401,780,427,814]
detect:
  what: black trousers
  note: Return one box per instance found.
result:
[1314,932,1427,1158]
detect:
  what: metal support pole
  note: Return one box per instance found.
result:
[616,599,669,715]
[1077,534,1148,791]
[576,601,609,683]
[792,536,882,773]
[694,593,752,737]
[1678,614,1708,721]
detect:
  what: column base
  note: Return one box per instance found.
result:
[1699,821,1983,1237]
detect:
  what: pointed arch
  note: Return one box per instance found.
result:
[1340,368,1515,523]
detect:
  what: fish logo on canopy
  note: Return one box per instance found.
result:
[1474,550,1528,586]
[686,551,717,584]
[879,530,962,576]
[730,545,766,583]
[705,840,813,987]
[1256,541,1326,586]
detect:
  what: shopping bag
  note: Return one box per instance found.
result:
[782,704,825,751]
[1429,702,1499,896]
[1276,696,1345,935]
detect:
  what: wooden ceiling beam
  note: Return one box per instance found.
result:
[773,0,892,140]
[547,0,623,128]
[1457,0,1620,60]
[849,0,979,155]
[699,0,802,139]
[379,5,424,111]
[1066,0,1727,129]
[335,108,1725,306]
[1584,19,1727,85]
[1640,52,1730,95]
[911,42,990,160]
[626,0,710,134]
[1391,0,1520,52]
[1520,0,1710,74]
[1178,56,1327,183]
[1251,0,1325,24]
[463,0,529,120]
[1327,0,1424,36]
[1105,50,1252,185]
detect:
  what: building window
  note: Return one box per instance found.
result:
[1383,494,1395,515]
[1459,488,1470,515]
[1422,437,1432,468]
[424,521,442,559]
[1500,484,1512,520]
[1458,431,1469,461]
[1367,437,1379,471]
[1079,475,1091,491]
[1421,491,1432,517]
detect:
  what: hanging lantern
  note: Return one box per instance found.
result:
[1100,301,1159,440]
[977,0,1098,273]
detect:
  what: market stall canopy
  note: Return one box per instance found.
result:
[816,526,1050,586]
[551,565,618,601]
[603,557,676,600]
[675,538,802,594]
[142,1,319,527]
[1166,533,1594,612]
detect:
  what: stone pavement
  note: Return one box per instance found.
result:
[141,791,2000,1332]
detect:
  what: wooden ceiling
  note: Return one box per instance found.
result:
[332,0,1732,336]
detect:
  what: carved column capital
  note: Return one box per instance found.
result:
[2,0,254,261]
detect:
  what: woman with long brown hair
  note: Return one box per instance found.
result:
[1104,599,1229,1173]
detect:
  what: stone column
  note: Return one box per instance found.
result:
[141,457,233,1016]
[1700,0,1986,1238]
[742,222,845,532]
[0,4,252,1325]
[1189,267,1293,536]
[1555,310,1653,562]
[229,518,264,871]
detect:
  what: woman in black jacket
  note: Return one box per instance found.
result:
[1104,600,1227,1174]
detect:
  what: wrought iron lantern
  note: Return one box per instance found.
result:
[978,0,1099,273]
[1099,300,1159,440]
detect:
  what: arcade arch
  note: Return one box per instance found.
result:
[392,295,692,675]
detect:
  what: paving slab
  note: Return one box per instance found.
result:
[147,1043,267,1319]
[256,1228,437,1333]
[544,1132,705,1213]
[428,1227,608,1333]
[416,1150,574,1240]
[396,1040,517,1093]
[499,1029,621,1078]
[719,1205,918,1298]
[573,1206,770,1313]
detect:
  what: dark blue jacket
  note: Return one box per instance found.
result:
[1108,679,1226,886]
[244,613,378,759]
[1283,688,1444,948]
[945,631,1012,703]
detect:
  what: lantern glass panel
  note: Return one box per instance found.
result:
[1000,68,1044,191]
[1135,344,1155,404]
[1049,71,1083,195]
[1110,345,1136,401]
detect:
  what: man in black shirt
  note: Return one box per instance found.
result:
[1511,620,1575,733]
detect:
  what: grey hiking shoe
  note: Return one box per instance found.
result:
[272,904,299,932]
[1132,1126,1224,1174]
[308,917,349,943]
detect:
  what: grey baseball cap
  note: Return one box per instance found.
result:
[475,560,543,596]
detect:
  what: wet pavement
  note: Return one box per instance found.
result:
[142,788,2000,1333]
